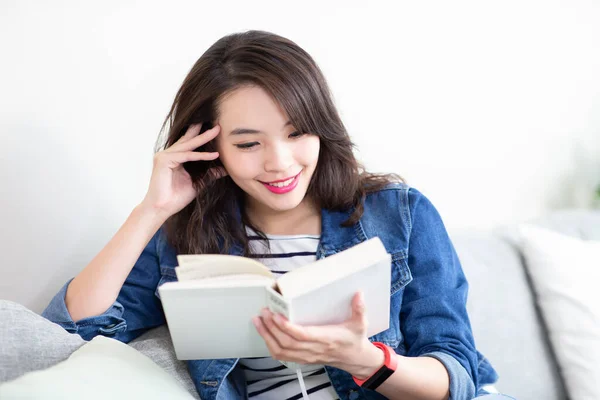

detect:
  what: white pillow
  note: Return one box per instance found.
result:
[0,335,196,400]
[519,224,600,400]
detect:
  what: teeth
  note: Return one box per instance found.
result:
[268,177,295,188]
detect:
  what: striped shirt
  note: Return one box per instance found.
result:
[237,229,339,400]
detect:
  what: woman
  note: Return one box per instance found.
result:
[43,30,513,400]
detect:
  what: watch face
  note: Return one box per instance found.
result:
[363,366,395,390]
[353,342,398,390]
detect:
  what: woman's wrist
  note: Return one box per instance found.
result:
[349,339,386,380]
[135,201,171,224]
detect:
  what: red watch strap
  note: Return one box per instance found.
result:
[352,342,398,388]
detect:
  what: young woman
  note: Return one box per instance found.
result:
[43,30,513,400]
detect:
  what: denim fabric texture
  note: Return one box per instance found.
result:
[42,183,500,400]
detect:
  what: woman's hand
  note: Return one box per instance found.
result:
[253,292,385,379]
[140,123,227,219]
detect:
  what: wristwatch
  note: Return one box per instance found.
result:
[352,342,398,390]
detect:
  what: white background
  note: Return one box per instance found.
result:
[1,0,599,312]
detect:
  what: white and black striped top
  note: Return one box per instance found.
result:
[237,228,339,400]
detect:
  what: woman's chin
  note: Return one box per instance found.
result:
[252,187,308,213]
[262,195,306,213]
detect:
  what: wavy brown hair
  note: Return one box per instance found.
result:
[155,30,403,256]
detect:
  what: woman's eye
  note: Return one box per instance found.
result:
[289,131,305,138]
[235,142,259,149]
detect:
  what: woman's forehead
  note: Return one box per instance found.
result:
[217,86,291,132]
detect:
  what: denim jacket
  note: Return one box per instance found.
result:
[42,183,499,400]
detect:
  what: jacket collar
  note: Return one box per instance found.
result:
[319,206,367,253]
[228,198,367,255]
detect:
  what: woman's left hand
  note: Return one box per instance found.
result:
[252,291,385,379]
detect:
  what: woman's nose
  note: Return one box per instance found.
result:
[264,142,294,172]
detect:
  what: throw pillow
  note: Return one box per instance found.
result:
[0,335,197,399]
[129,325,199,399]
[519,224,600,400]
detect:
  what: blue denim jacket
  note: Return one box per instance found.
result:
[42,183,499,400]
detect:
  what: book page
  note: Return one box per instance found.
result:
[166,274,274,288]
[175,255,274,282]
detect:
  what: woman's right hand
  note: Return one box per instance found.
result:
[140,123,227,219]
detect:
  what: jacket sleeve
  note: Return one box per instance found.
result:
[41,228,166,342]
[400,187,479,399]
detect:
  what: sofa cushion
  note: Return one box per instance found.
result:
[451,231,567,400]
[531,210,600,241]
[519,224,600,400]
[0,300,86,383]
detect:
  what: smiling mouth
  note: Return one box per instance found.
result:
[260,171,302,188]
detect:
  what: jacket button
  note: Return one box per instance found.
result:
[349,389,359,400]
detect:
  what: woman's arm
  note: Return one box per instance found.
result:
[42,202,169,341]
[64,203,167,321]
[332,186,478,400]
[353,344,450,400]
[391,187,479,399]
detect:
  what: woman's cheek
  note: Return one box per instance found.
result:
[226,152,260,179]
[301,136,320,163]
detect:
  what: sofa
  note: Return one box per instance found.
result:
[452,210,599,400]
[1,209,598,399]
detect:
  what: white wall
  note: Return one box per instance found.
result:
[1,0,599,312]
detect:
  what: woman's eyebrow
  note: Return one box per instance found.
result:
[229,120,292,136]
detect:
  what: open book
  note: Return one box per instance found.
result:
[158,237,392,361]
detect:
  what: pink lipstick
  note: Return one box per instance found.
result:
[261,171,302,194]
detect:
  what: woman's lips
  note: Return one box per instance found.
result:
[260,171,302,194]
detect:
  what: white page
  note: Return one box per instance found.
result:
[175,255,273,281]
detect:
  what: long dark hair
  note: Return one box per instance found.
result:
[155,30,403,256]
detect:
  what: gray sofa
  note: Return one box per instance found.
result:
[453,209,600,399]
[1,209,598,399]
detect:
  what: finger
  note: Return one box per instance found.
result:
[253,316,319,364]
[253,316,284,356]
[352,291,365,317]
[348,291,368,332]
[175,123,202,144]
[168,151,220,164]
[261,309,311,351]
[169,124,221,153]
[271,313,316,343]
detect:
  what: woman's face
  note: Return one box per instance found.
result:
[215,85,320,214]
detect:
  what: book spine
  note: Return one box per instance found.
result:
[266,286,291,320]
[265,287,302,370]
